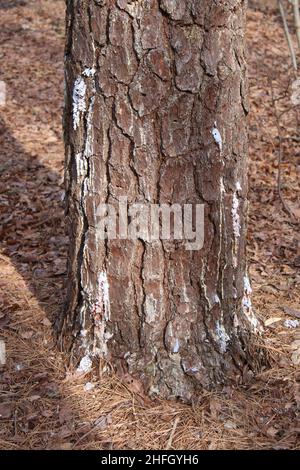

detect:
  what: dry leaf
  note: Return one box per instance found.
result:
[58,442,73,450]
[291,339,300,365]
[59,425,73,439]
[265,317,282,326]
[209,397,222,420]
[41,410,53,418]
[50,441,73,450]
[21,330,34,339]
[59,405,74,425]
[41,318,52,327]
[266,426,279,438]
[224,420,237,430]
[282,306,300,319]
[0,403,12,419]
[289,203,300,220]
[0,314,9,329]
[94,414,112,430]
[293,384,300,408]
[0,339,6,365]
[28,395,41,402]
[123,373,145,395]
[291,78,300,105]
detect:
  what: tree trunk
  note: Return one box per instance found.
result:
[59,0,266,401]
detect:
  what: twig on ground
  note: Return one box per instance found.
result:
[268,77,295,219]
[72,416,108,449]
[292,0,300,50]
[166,416,180,450]
[278,0,298,70]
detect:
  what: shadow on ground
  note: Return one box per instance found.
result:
[0,117,67,325]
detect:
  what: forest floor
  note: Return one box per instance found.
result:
[0,0,299,450]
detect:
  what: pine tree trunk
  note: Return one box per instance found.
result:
[59,0,266,401]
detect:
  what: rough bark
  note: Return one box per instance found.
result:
[59,0,266,401]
